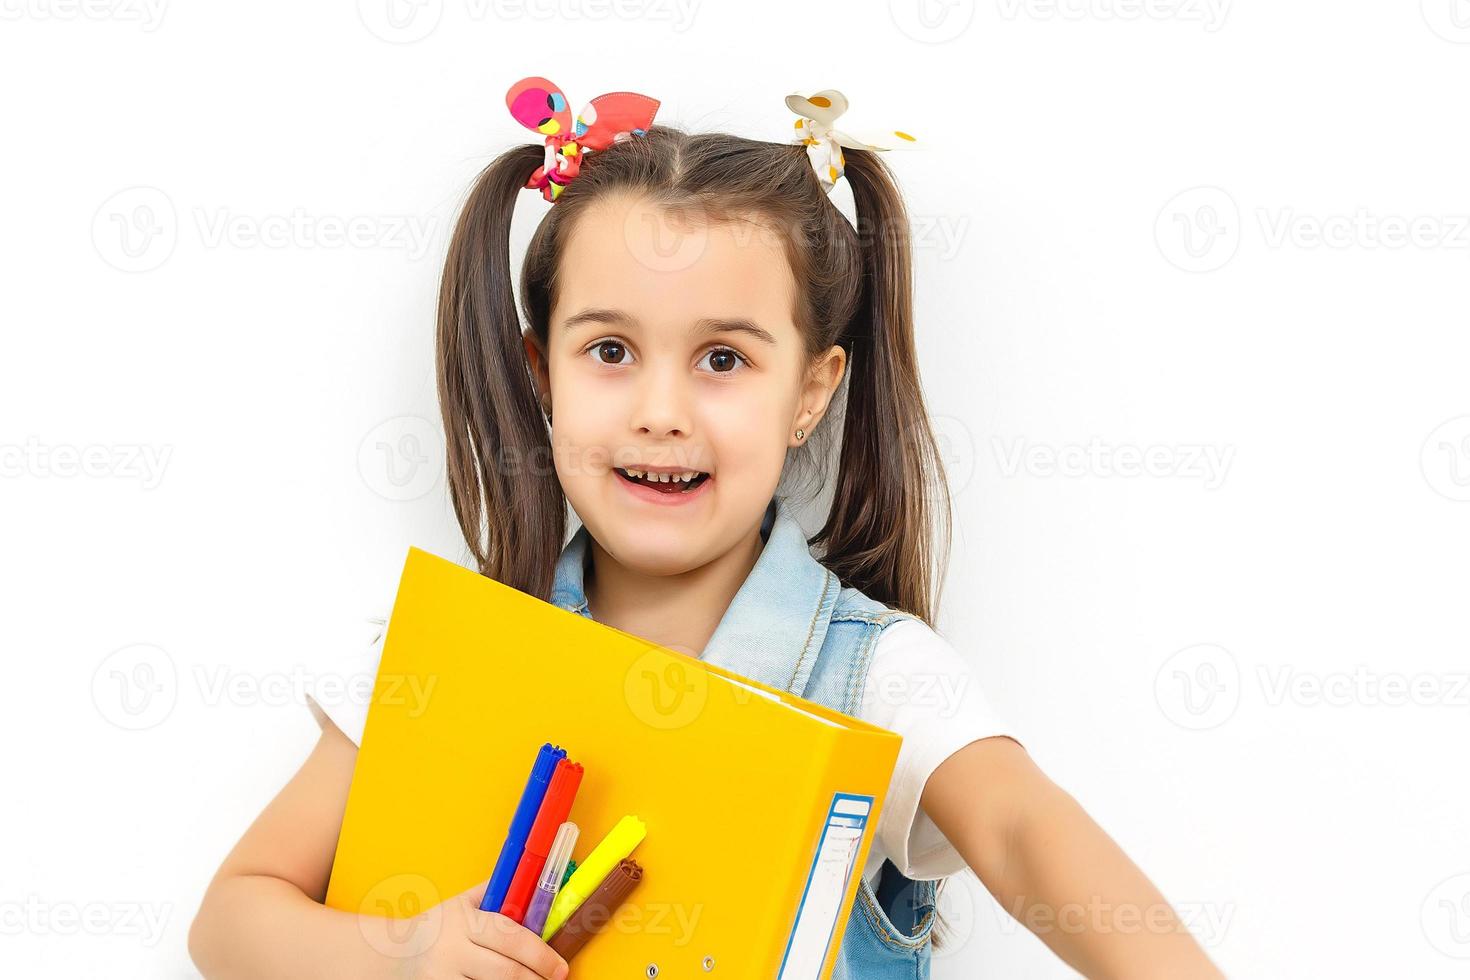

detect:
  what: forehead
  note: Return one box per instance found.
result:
[552,194,799,337]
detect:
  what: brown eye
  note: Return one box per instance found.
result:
[592,340,629,365]
[700,347,749,374]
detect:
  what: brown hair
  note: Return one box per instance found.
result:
[436,123,959,946]
[437,123,952,621]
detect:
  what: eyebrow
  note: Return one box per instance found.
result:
[561,307,778,347]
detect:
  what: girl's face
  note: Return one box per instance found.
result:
[526,192,845,576]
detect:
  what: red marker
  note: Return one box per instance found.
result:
[499,758,584,922]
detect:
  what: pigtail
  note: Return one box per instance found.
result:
[436,144,568,600]
[813,149,953,627]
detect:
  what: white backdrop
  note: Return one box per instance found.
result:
[3,1,1468,977]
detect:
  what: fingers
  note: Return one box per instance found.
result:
[465,911,569,980]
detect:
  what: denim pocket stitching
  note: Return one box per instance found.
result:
[854,872,938,952]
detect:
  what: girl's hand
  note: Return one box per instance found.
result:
[401,881,570,980]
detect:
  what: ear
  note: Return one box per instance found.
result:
[523,331,552,411]
[790,344,847,447]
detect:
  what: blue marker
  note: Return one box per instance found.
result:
[480,742,566,913]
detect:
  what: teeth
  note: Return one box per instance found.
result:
[621,468,705,483]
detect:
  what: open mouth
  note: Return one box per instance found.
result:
[614,467,711,494]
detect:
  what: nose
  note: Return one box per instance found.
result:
[629,358,694,439]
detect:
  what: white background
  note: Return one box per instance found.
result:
[3,1,1468,976]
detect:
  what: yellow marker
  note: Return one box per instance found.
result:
[541,814,646,940]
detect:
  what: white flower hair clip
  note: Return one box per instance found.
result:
[785,88,917,193]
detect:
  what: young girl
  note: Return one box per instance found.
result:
[190,81,1223,979]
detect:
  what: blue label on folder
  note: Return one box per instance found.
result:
[777,792,874,980]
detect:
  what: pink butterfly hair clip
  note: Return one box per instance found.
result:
[505,76,661,203]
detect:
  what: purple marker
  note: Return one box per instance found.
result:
[523,821,579,937]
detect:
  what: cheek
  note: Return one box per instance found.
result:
[697,382,794,470]
[546,370,619,481]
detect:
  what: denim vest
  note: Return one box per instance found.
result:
[549,495,942,979]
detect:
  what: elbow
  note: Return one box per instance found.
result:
[188,884,226,978]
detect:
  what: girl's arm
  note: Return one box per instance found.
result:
[188,718,568,980]
[922,736,1225,979]
[188,719,411,978]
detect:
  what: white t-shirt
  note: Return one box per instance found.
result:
[306,615,1018,891]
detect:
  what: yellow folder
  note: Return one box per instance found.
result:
[325,546,902,979]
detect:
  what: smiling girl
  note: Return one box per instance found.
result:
[189,81,1223,979]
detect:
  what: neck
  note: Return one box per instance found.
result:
[583,525,765,659]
